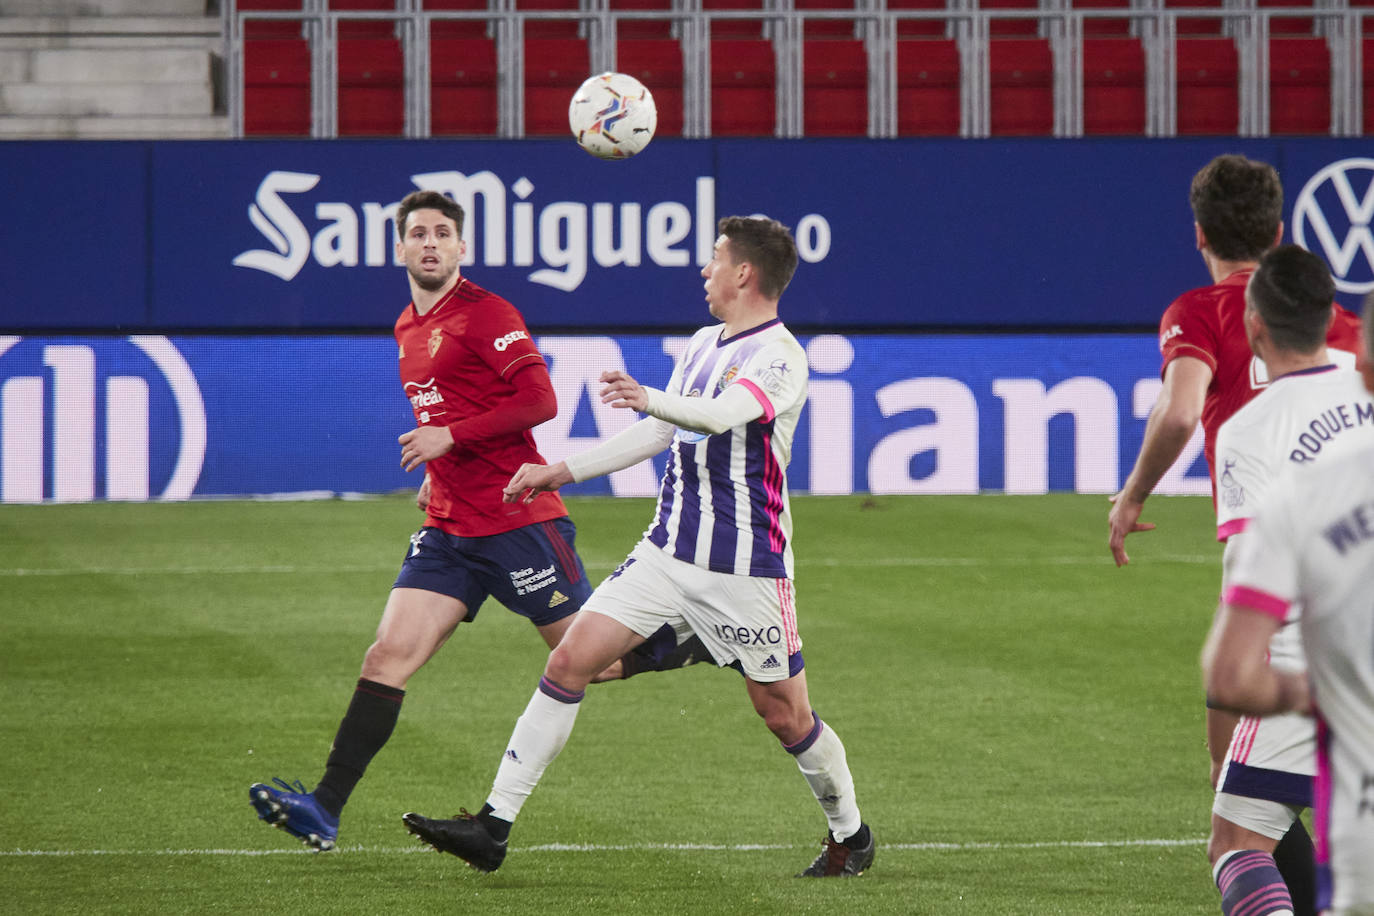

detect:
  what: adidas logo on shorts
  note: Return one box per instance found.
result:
[548,591,569,608]
[761,654,781,670]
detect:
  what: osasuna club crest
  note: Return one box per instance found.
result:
[428,328,443,357]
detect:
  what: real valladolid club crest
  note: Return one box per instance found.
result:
[428,328,443,358]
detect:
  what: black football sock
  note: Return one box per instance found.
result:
[1273,819,1317,916]
[841,823,871,850]
[313,678,405,818]
[477,803,512,843]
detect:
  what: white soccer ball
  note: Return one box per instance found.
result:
[568,71,657,160]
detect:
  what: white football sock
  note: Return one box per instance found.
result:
[792,720,862,841]
[485,685,582,822]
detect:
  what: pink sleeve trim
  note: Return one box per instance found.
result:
[737,379,775,422]
[1221,584,1290,621]
[1216,517,1249,543]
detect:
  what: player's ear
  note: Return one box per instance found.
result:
[1273,221,1284,247]
[1194,222,1207,253]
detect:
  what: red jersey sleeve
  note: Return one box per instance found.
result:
[1159,291,1221,378]
[463,299,548,382]
[1327,304,1364,368]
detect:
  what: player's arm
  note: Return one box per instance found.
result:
[1201,599,1310,717]
[600,369,766,434]
[1109,355,1212,566]
[504,416,675,504]
[399,362,556,472]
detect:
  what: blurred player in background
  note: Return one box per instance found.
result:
[401,216,875,878]
[248,190,705,852]
[1203,246,1374,915]
[1203,294,1374,916]
[1108,154,1362,914]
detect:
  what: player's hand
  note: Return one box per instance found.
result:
[1108,490,1156,567]
[599,370,648,412]
[503,461,574,504]
[399,425,454,472]
[416,475,431,511]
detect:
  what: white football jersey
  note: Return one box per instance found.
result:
[1223,444,1374,911]
[643,318,807,578]
[1214,365,1374,671]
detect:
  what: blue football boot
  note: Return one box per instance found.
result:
[249,778,339,852]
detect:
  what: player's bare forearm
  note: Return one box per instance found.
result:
[399,425,455,472]
[1107,409,1195,566]
[1205,706,1240,788]
[504,461,574,504]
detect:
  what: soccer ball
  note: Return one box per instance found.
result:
[568,71,657,160]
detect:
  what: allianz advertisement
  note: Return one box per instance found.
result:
[1,332,1205,502]
[0,138,1371,501]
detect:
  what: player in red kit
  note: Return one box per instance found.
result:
[1108,155,1362,916]
[248,190,706,852]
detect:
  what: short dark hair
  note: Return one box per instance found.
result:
[396,190,465,239]
[717,216,798,300]
[1189,155,1283,262]
[1247,245,1335,353]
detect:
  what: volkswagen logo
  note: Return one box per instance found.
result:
[1292,157,1374,296]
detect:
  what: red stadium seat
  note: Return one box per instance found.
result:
[981,0,1040,38]
[431,37,499,135]
[1176,37,1237,134]
[610,0,676,39]
[710,38,775,134]
[338,37,404,135]
[1167,0,1224,36]
[517,0,583,39]
[1366,38,1374,134]
[617,38,684,135]
[1269,37,1329,134]
[1072,0,1133,37]
[889,0,952,39]
[803,39,868,135]
[1083,37,1144,134]
[243,38,310,135]
[794,0,860,40]
[1259,0,1317,36]
[426,0,494,40]
[703,0,768,40]
[238,0,306,40]
[525,37,589,134]
[989,38,1052,134]
[896,38,960,134]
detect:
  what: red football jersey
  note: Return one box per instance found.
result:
[1158,268,1363,489]
[394,278,568,537]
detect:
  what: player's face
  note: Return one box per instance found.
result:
[397,209,465,292]
[701,235,739,320]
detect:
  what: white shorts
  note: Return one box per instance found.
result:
[583,541,802,683]
[1213,710,1315,837]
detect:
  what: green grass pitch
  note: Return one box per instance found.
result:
[1,493,1229,914]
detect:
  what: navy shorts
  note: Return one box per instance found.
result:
[392,517,591,627]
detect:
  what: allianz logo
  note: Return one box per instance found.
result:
[0,337,205,503]
[232,170,833,293]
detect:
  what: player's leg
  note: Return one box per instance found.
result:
[251,526,480,850]
[1210,711,1316,915]
[402,608,643,870]
[743,670,873,877]
[250,586,468,849]
[1272,820,1317,916]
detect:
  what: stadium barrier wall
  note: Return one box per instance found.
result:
[0,332,1214,501]
[0,138,1370,331]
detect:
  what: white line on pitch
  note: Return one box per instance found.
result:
[0,555,1216,577]
[2,837,1206,857]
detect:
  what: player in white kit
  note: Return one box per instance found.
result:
[1204,277,1374,916]
[400,216,874,878]
[1204,246,1374,916]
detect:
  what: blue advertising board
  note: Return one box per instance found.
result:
[0,139,1370,331]
[0,332,1213,502]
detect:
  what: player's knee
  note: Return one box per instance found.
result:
[361,637,418,682]
[544,643,598,689]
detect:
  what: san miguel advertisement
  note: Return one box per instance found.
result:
[1,139,1370,331]
[0,138,1370,501]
